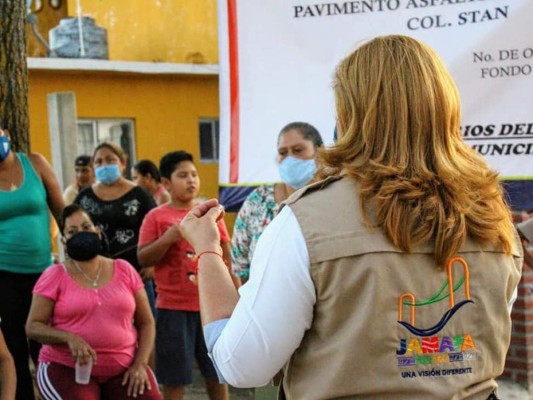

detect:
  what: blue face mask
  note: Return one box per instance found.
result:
[0,134,11,162]
[279,156,317,189]
[95,164,121,185]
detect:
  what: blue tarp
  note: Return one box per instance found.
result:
[220,180,533,215]
[219,186,256,213]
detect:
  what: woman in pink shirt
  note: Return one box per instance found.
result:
[25,204,162,400]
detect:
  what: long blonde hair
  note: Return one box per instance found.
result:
[318,35,514,267]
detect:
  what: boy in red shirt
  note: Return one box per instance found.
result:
[138,151,238,400]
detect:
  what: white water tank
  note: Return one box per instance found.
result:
[49,17,108,59]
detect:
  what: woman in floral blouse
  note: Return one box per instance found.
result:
[231,122,323,280]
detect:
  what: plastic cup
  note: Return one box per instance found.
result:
[75,358,93,384]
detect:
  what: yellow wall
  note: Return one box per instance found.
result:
[26,1,237,230]
[66,0,219,63]
[28,70,222,200]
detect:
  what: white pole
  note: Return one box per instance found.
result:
[76,0,86,57]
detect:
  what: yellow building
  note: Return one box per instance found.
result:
[28,0,224,201]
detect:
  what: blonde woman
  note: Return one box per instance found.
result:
[177,35,523,399]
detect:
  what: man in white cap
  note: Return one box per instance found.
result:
[62,155,95,205]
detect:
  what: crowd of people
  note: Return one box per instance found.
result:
[0,34,530,400]
[0,130,251,399]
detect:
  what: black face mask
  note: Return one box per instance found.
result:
[65,231,102,261]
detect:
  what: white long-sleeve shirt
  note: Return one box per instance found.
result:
[205,206,314,387]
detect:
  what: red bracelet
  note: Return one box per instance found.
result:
[195,251,227,275]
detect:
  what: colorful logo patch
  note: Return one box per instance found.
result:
[396,257,476,371]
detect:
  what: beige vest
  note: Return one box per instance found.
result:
[281,177,523,400]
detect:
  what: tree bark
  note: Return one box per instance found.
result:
[0,0,30,153]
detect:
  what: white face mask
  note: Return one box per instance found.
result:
[95,164,121,185]
[278,156,317,189]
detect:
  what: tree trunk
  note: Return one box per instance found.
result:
[0,0,30,153]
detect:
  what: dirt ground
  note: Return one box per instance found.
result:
[184,372,533,400]
[32,363,533,399]
[497,379,533,400]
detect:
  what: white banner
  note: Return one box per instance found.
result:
[218,0,533,188]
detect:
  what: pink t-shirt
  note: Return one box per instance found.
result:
[139,204,230,311]
[34,259,144,377]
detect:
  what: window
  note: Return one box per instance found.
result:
[77,118,136,178]
[199,118,219,163]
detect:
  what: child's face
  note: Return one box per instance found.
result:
[164,161,200,204]
[131,168,150,190]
